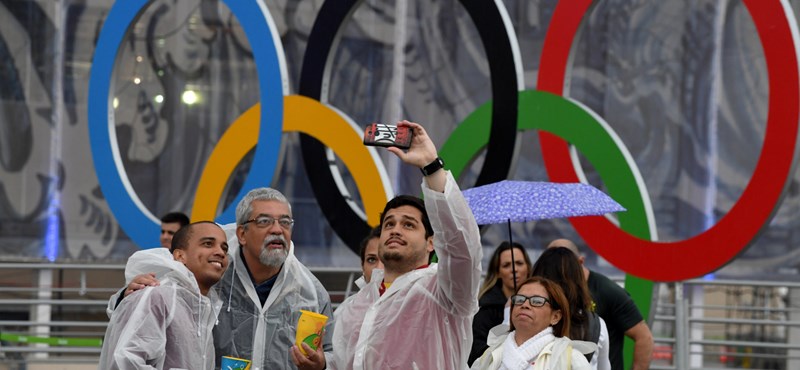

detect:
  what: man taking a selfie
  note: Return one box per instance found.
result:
[329,121,482,370]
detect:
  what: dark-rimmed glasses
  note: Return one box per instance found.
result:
[510,294,550,307]
[242,216,294,229]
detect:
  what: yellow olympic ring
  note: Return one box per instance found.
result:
[192,95,391,227]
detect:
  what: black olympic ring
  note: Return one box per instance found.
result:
[298,0,520,252]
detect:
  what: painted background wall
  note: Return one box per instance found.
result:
[1,0,799,284]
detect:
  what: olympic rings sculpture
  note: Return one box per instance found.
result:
[295,0,523,247]
[537,0,800,282]
[89,0,799,285]
[89,0,286,246]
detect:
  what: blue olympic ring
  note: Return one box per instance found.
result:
[88,0,286,247]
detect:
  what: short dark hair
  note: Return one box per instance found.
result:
[170,221,217,253]
[358,226,382,264]
[379,195,433,238]
[161,212,190,227]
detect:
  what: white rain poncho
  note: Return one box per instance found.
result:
[98,248,222,370]
[212,228,334,370]
[330,171,482,370]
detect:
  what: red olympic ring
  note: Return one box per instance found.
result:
[538,0,800,281]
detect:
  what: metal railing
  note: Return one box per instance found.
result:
[0,261,362,366]
[649,279,800,370]
[2,262,800,369]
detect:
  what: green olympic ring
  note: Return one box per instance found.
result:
[442,90,654,243]
[440,88,657,330]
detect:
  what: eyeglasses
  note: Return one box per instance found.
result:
[242,216,294,229]
[510,294,550,307]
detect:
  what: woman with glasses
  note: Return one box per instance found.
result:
[471,276,595,369]
[532,248,611,370]
[469,242,533,365]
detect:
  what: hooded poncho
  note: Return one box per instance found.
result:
[329,171,483,370]
[99,248,222,370]
[212,225,334,370]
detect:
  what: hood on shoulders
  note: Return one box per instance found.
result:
[125,247,199,293]
[568,339,599,355]
[486,323,511,347]
[217,222,313,311]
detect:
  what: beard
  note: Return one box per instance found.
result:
[380,247,427,273]
[381,250,403,263]
[259,234,288,267]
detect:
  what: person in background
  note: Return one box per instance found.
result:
[532,247,610,370]
[469,241,532,366]
[332,227,384,338]
[547,238,653,370]
[329,120,482,370]
[470,276,594,370]
[358,226,384,286]
[159,212,190,248]
[99,221,228,369]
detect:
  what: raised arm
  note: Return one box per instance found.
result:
[389,121,482,316]
[423,170,482,315]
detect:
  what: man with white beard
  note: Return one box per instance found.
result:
[213,187,333,370]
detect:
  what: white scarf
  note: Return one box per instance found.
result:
[500,327,555,370]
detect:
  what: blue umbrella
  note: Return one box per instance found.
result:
[462,180,625,225]
[462,180,625,290]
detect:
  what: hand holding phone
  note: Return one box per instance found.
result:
[363,123,413,149]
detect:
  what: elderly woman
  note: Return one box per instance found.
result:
[471,277,595,370]
[470,242,533,365]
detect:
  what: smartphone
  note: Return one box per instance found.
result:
[363,123,413,149]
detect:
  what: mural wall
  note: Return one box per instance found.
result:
[1,0,799,283]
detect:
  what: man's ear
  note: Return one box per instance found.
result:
[426,236,434,253]
[173,249,186,263]
[579,255,586,265]
[236,225,247,246]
